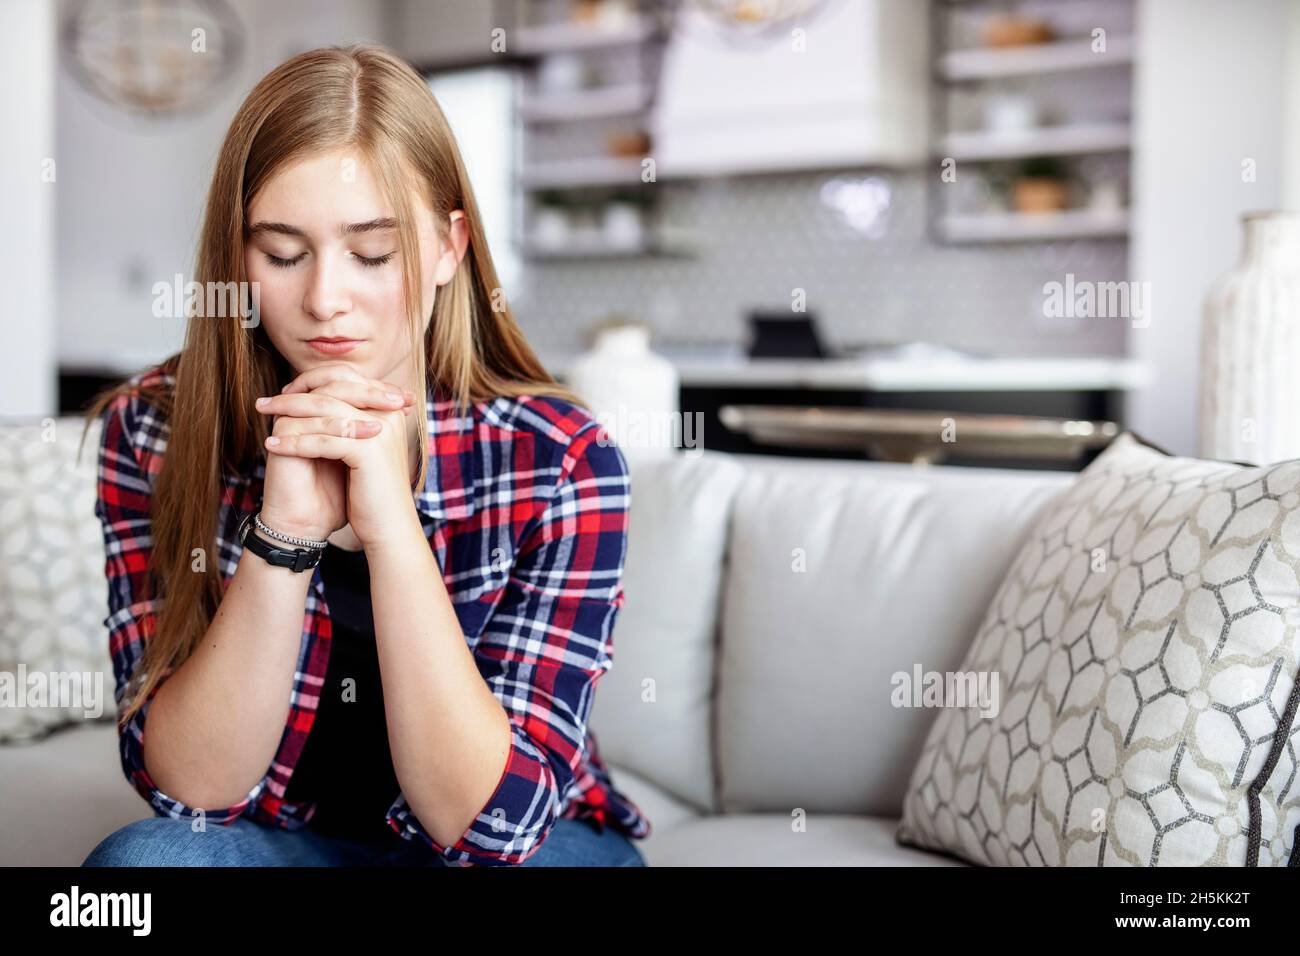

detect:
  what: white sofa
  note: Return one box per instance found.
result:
[0,421,1078,866]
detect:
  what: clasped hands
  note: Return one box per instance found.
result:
[256,362,423,550]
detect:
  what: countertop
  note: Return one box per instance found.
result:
[540,351,1152,392]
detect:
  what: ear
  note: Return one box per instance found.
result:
[432,210,470,286]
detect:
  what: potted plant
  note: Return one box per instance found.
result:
[1005,156,1070,213]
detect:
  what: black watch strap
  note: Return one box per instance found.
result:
[238,512,324,573]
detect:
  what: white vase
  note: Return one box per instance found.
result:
[1200,211,1300,464]
[566,323,680,463]
[601,201,644,249]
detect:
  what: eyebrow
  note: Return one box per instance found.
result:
[247,217,398,238]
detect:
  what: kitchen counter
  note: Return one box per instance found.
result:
[540,352,1152,393]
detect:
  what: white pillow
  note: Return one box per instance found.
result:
[898,433,1300,866]
[0,416,116,744]
[588,451,745,812]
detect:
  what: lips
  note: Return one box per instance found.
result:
[307,336,364,355]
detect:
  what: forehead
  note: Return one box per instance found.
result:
[247,148,433,232]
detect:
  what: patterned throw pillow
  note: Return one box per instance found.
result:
[897,433,1300,866]
[0,415,116,744]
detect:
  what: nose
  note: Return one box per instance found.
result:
[301,249,353,323]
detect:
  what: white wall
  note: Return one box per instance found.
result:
[1129,0,1297,455]
[54,0,392,376]
[0,0,57,417]
[1286,0,1300,211]
[427,67,520,296]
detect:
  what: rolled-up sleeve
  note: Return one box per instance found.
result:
[390,420,631,865]
[95,390,266,824]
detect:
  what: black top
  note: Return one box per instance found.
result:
[282,542,403,843]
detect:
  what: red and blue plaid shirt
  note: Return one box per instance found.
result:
[94,361,651,865]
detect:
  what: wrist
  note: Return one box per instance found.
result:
[258,509,332,543]
[251,526,299,549]
[359,511,427,563]
[237,512,326,575]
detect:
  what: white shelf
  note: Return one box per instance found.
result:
[938,208,1129,243]
[521,235,694,260]
[940,35,1135,80]
[938,122,1131,160]
[515,15,656,55]
[519,83,652,122]
[520,156,646,189]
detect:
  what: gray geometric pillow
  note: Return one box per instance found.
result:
[0,416,116,744]
[897,433,1300,866]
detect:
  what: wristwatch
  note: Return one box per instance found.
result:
[237,511,324,573]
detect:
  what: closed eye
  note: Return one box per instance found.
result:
[262,251,395,269]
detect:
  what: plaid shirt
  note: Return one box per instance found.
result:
[94,362,651,865]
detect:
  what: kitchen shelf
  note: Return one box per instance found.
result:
[520,235,695,260]
[938,122,1131,160]
[937,208,1129,243]
[519,82,653,122]
[519,156,647,189]
[940,34,1135,80]
[514,14,657,56]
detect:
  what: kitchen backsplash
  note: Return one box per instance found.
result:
[512,164,1130,359]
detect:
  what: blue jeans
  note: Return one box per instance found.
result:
[81,815,647,867]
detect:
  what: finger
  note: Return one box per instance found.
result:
[282,363,416,404]
[256,392,379,421]
[264,431,370,468]
[279,362,369,395]
[301,379,412,414]
[270,415,383,439]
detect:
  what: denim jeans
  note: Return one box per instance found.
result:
[81,815,647,867]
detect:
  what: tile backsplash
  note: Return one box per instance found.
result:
[512,165,1130,359]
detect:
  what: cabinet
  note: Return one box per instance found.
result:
[650,0,929,177]
[388,0,503,70]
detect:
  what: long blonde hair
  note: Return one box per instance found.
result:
[83,43,585,728]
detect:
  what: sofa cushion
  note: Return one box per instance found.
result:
[898,433,1300,866]
[589,451,745,812]
[0,722,145,866]
[601,760,702,853]
[638,811,966,866]
[0,415,117,743]
[715,455,1072,816]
